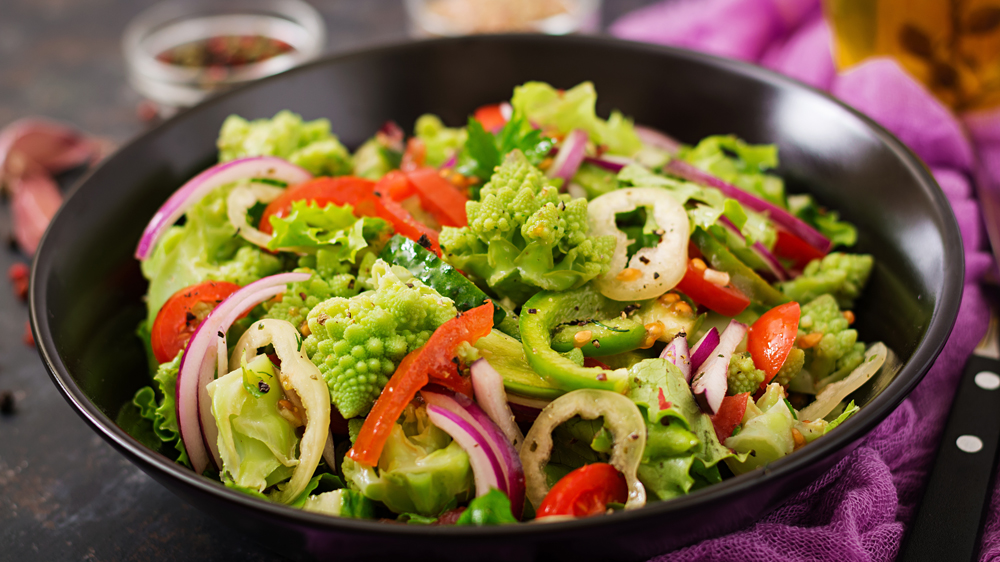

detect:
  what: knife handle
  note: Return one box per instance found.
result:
[900,355,1000,562]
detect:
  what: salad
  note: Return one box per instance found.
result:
[118,81,892,524]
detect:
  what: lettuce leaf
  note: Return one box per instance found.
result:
[455,489,518,525]
[456,114,554,186]
[130,351,189,466]
[677,135,784,206]
[787,194,858,248]
[510,81,641,156]
[218,110,352,176]
[267,200,388,259]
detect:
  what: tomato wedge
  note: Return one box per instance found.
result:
[537,463,627,519]
[747,301,801,386]
[404,168,468,227]
[150,280,242,364]
[258,175,443,256]
[774,229,826,270]
[346,302,494,467]
[474,103,509,133]
[710,393,750,443]
[675,259,751,317]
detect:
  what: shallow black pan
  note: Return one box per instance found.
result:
[30,34,962,561]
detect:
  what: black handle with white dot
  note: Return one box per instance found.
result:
[901,357,1000,561]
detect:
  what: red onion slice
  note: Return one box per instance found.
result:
[660,334,691,382]
[426,404,506,498]
[423,389,525,518]
[718,217,790,282]
[690,328,720,372]
[635,125,682,154]
[135,156,312,260]
[546,129,588,183]
[663,158,831,254]
[583,154,635,173]
[470,359,524,451]
[176,271,311,474]
[691,320,747,415]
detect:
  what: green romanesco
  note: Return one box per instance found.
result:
[772,347,805,388]
[727,352,766,395]
[217,110,353,176]
[439,150,616,304]
[262,270,361,333]
[415,114,466,167]
[798,294,867,388]
[210,245,283,286]
[778,252,873,309]
[302,260,457,418]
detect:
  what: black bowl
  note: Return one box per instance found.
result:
[31,35,963,561]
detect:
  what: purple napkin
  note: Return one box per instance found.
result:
[613,2,995,560]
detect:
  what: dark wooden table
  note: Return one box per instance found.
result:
[0,1,652,559]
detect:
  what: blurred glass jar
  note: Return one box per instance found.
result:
[123,0,326,114]
[405,0,601,36]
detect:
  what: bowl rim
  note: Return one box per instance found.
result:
[30,33,964,538]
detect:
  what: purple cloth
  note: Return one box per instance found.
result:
[612,2,996,560]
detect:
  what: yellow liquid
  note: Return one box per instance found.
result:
[826,0,1000,110]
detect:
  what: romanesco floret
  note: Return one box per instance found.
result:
[778,252,873,309]
[798,294,867,386]
[439,150,616,304]
[210,245,283,286]
[302,260,456,418]
[727,352,766,395]
[772,347,805,387]
[217,110,353,176]
[262,270,361,333]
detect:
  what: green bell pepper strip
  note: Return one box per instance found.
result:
[550,317,646,357]
[379,235,505,325]
[520,284,644,392]
[690,227,788,307]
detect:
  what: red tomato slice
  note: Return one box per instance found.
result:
[675,260,751,317]
[474,103,508,133]
[711,393,750,443]
[404,168,468,227]
[347,303,494,467]
[258,176,378,235]
[150,280,242,364]
[747,301,801,386]
[774,229,826,271]
[537,463,628,519]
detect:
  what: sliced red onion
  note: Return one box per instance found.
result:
[663,158,831,254]
[423,390,526,517]
[546,129,588,182]
[660,334,691,382]
[176,271,311,474]
[690,327,720,372]
[227,183,286,248]
[426,403,506,497]
[508,400,543,424]
[583,154,634,173]
[469,359,524,451]
[135,156,312,260]
[718,217,790,282]
[440,153,458,169]
[635,125,682,154]
[691,320,747,415]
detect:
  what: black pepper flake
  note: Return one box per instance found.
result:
[217,330,225,338]
[622,303,640,315]
[592,340,601,349]
[527,308,538,314]
[406,282,414,289]
[257,381,271,394]
[417,234,432,249]
[639,256,650,265]
[653,272,660,279]
[299,292,306,301]
[596,372,607,381]
[451,357,460,366]
[185,311,197,324]
[348,279,355,289]
[0,391,13,415]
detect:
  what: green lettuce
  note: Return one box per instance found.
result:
[218,110,352,176]
[455,489,518,525]
[676,135,784,206]
[456,113,555,186]
[130,351,189,465]
[626,359,738,500]
[207,355,300,493]
[724,384,796,475]
[342,404,473,516]
[510,81,641,156]
[266,200,390,259]
[140,184,282,328]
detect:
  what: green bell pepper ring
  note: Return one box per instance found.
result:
[690,227,788,307]
[550,317,646,357]
[520,284,644,392]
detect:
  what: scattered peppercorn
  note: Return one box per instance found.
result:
[0,391,14,415]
